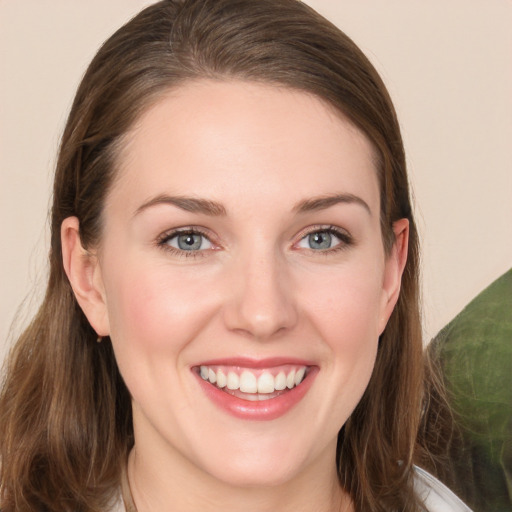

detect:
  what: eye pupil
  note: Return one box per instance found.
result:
[178,233,202,250]
[308,231,332,250]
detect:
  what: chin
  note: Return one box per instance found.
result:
[190,437,310,488]
[208,459,302,489]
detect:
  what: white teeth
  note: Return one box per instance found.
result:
[295,367,306,386]
[257,373,275,394]
[239,371,258,393]
[286,369,296,389]
[274,371,287,391]
[242,393,260,401]
[226,371,239,390]
[216,369,227,388]
[200,366,307,394]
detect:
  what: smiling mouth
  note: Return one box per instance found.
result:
[196,364,309,402]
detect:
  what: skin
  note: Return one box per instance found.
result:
[62,80,408,512]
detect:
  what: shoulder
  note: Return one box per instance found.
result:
[413,466,473,512]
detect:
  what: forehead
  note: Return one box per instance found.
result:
[110,80,379,216]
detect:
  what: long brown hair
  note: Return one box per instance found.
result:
[1,1,426,510]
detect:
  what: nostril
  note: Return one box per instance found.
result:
[221,256,298,338]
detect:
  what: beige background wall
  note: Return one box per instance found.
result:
[1,1,511,361]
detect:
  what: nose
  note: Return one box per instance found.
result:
[222,250,298,340]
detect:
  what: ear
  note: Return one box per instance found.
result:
[378,218,409,334]
[61,217,110,336]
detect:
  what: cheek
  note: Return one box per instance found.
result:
[301,262,385,343]
[101,258,225,416]
[290,263,383,436]
[102,258,219,361]
[298,260,384,388]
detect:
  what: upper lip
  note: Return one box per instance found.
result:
[193,356,315,369]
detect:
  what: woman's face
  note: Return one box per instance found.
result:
[89,80,406,487]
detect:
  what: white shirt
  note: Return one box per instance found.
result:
[414,466,473,512]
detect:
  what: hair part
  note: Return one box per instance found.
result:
[1,1,428,510]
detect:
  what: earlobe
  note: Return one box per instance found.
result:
[378,218,409,333]
[61,217,110,336]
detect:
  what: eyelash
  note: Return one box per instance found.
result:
[294,225,354,254]
[155,225,353,259]
[156,227,215,259]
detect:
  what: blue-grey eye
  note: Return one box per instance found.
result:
[308,231,332,250]
[297,229,342,250]
[167,232,212,251]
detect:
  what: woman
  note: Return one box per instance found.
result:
[0,1,471,511]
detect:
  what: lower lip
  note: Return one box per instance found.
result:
[194,368,318,421]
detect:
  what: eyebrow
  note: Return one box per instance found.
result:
[134,192,371,218]
[293,193,372,215]
[134,194,227,216]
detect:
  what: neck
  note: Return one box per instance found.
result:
[125,444,352,512]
